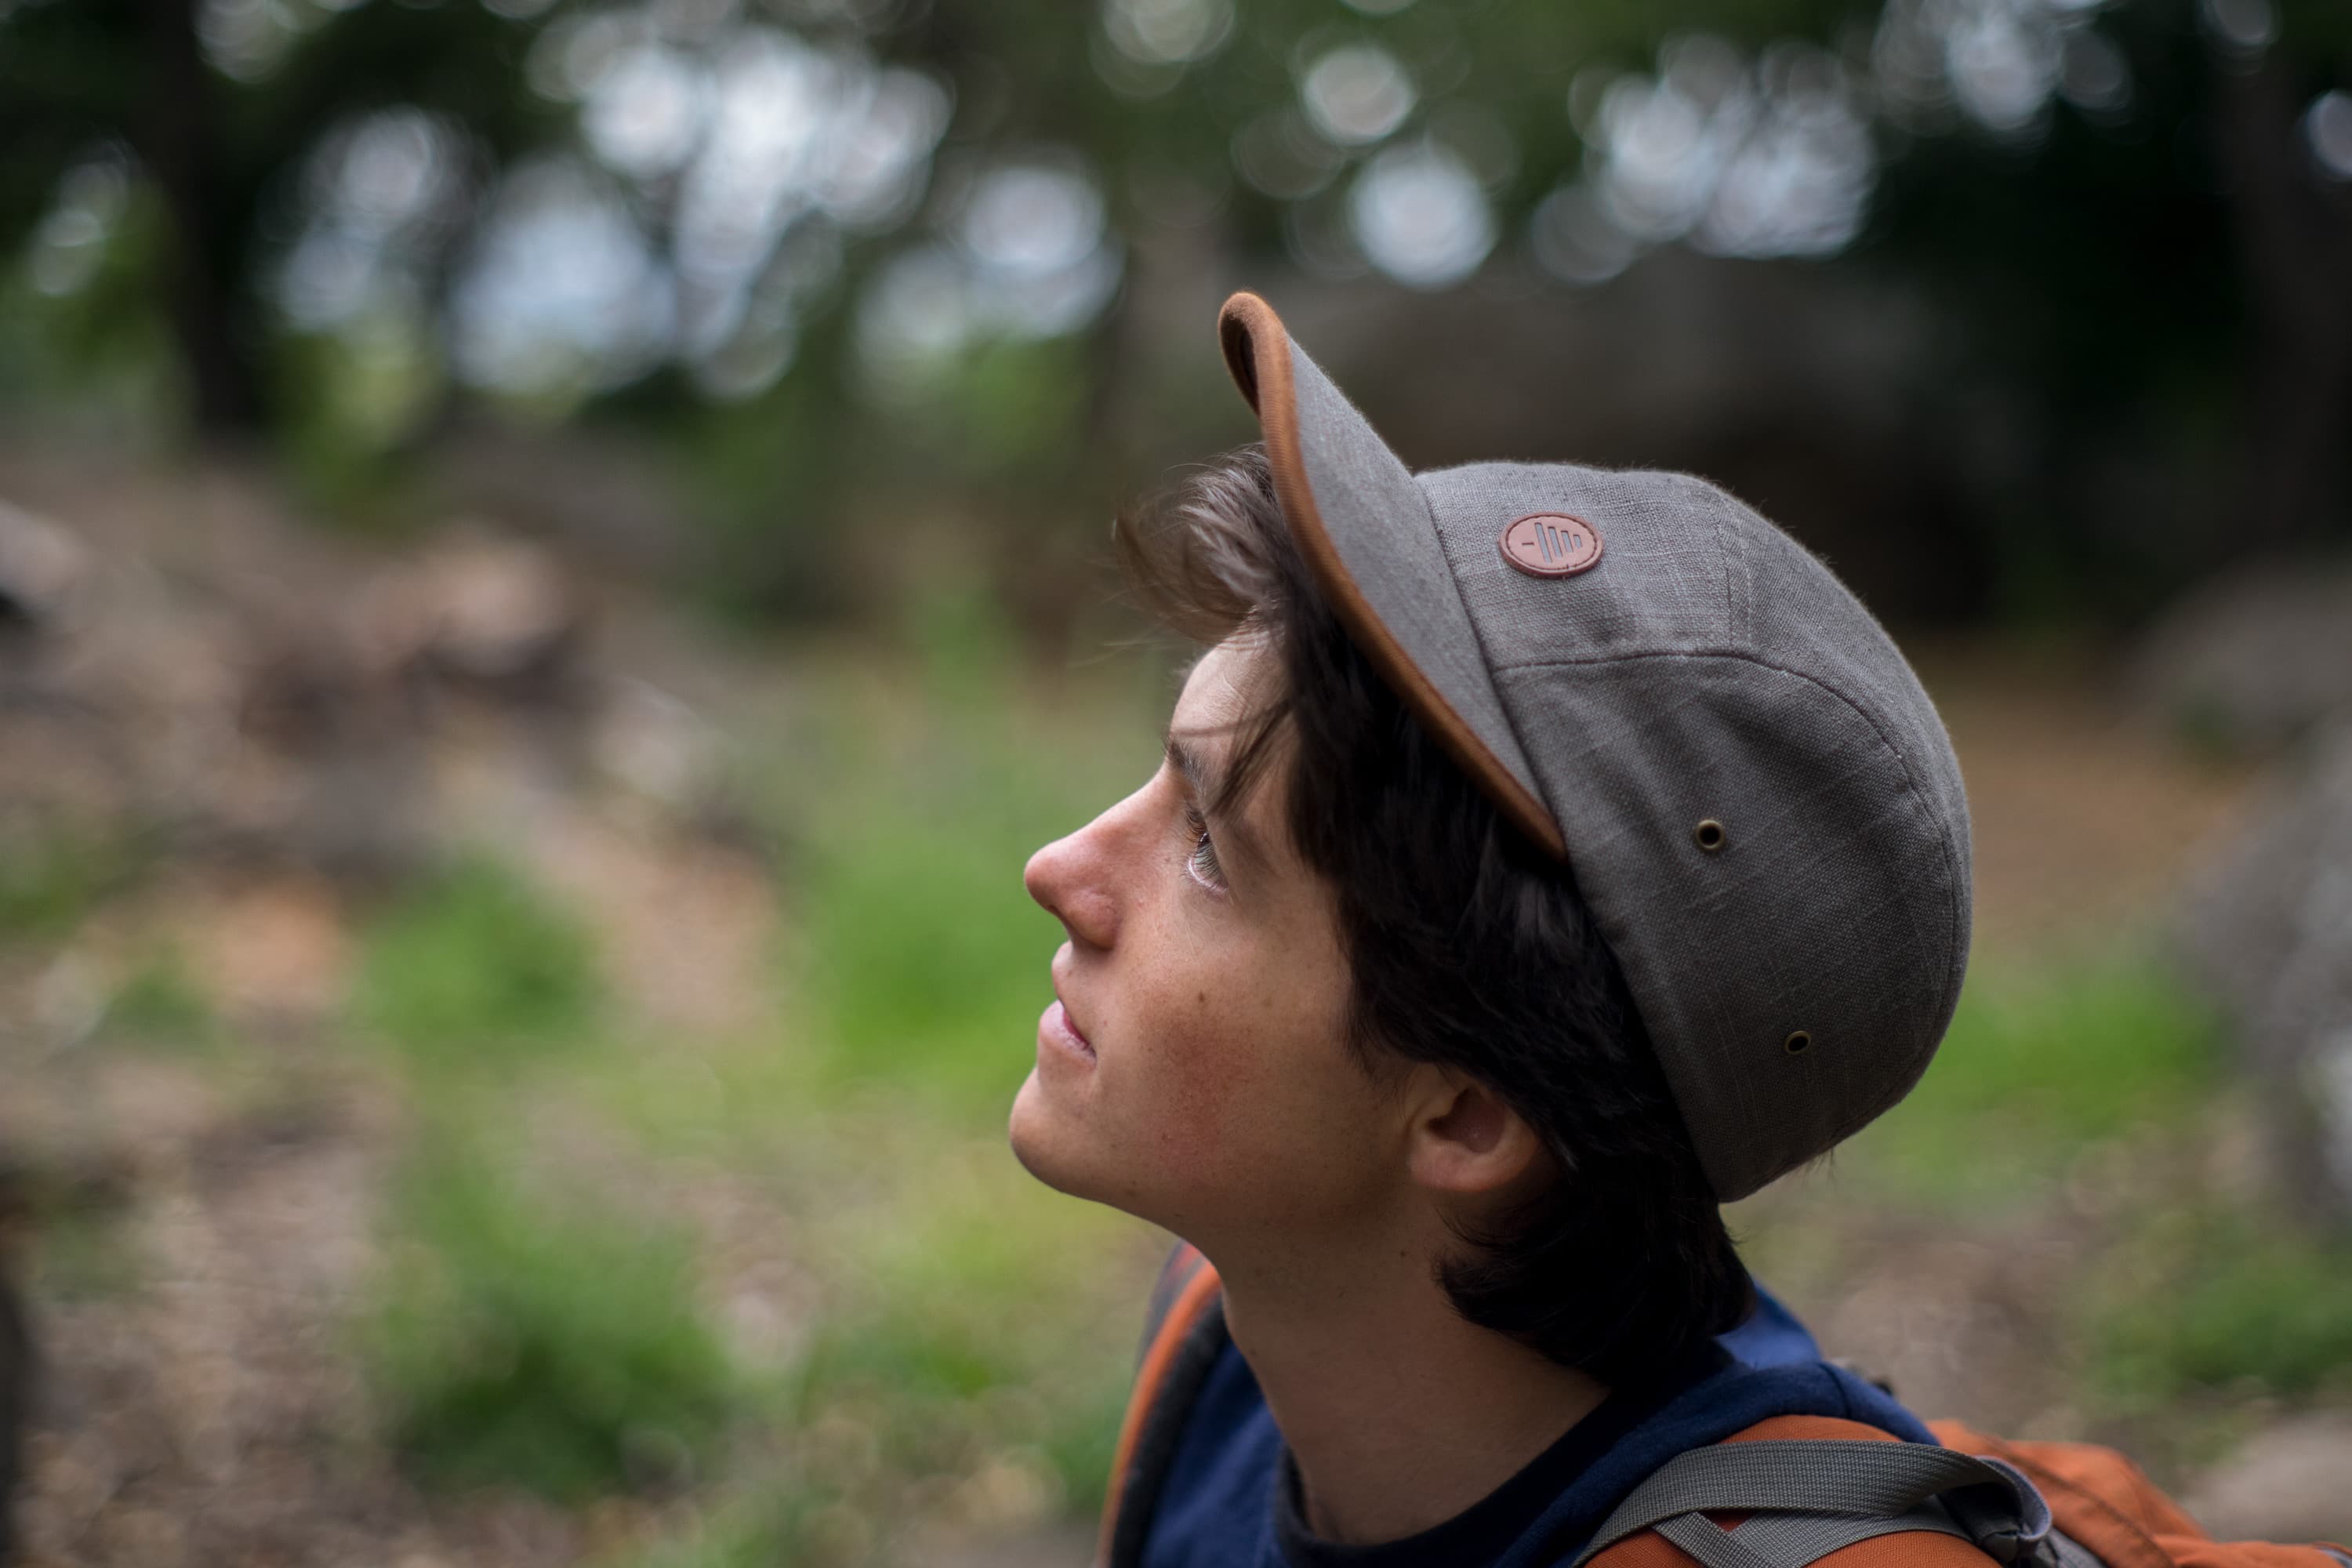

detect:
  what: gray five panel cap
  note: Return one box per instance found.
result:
[1216,292,1973,1203]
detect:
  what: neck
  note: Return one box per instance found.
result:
[1209,1221,1610,1547]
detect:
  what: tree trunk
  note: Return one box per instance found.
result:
[0,1265,27,1566]
[2213,52,2352,551]
[137,0,269,437]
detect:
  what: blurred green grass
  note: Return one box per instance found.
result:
[0,823,141,939]
[615,1504,825,1568]
[779,628,1163,1117]
[792,760,1073,1111]
[366,1133,737,1504]
[793,1142,1146,1518]
[1834,955,2224,1203]
[2093,1209,2352,1406]
[353,855,603,1069]
[26,1206,140,1302]
[100,945,216,1051]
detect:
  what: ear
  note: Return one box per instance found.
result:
[1402,1065,1550,1198]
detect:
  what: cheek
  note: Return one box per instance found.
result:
[1146,975,1278,1154]
[1123,920,1374,1214]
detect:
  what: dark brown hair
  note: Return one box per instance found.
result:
[1117,444,1750,1385]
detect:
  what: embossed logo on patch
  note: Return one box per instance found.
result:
[1500,514,1603,579]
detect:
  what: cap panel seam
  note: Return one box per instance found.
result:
[1497,646,1969,1061]
[1713,488,1741,640]
[1418,478,1563,839]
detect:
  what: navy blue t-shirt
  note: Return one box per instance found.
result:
[1141,1285,1937,1568]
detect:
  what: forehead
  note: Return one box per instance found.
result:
[1173,634,1276,730]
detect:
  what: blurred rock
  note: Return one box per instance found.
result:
[423,424,698,580]
[355,529,586,703]
[2177,717,2352,1226]
[0,498,93,641]
[591,677,723,814]
[0,470,745,903]
[2186,1413,2352,1542]
[523,811,772,1033]
[2130,554,2352,754]
[230,624,431,879]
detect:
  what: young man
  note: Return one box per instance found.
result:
[1008,292,1979,1568]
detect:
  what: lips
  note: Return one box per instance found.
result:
[1044,996,1095,1060]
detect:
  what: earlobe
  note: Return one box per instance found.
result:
[1406,1073,1544,1196]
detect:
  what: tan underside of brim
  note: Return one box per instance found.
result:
[1216,292,1566,860]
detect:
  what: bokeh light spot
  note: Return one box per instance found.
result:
[1301,44,1417,147]
[1101,0,1232,67]
[584,45,708,180]
[2199,0,2277,55]
[2308,91,2352,182]
[1348,141,1494,289]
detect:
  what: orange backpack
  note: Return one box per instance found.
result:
[1098,1252,2351,1568]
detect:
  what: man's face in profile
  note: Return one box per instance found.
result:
[1008,637,1409,1249]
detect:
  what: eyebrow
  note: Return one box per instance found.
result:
[1165,731,1270,873]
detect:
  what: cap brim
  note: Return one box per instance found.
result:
[1217,292,1563,858]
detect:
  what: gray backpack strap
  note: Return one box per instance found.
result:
[1653,1512,1789,1568]
[2050,1530,2108,1568]
[1573,1439,2056,1568]
[1712,1502,1974,1564]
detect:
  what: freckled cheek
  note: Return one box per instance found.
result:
[1127,956,1341,1189]
[1145,982,1262,1155]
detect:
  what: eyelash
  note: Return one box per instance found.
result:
[1181,806,1227,893]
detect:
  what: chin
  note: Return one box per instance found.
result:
[1011,1069,1214,1238]
[1007,1069,1093,1199]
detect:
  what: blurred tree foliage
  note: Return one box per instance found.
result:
[2,0,2347,618]
[1864,0,2352,605]
[0,0,568,430]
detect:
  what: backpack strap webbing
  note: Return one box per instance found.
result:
[1578,1417,2045,1568]
[1097,1245,1226,1568]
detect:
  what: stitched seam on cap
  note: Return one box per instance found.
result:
[1495,645,1968,1124]
[1417,478,1549,805]
[1710,486,1740,641]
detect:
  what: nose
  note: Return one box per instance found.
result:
[1025,794,1138,952]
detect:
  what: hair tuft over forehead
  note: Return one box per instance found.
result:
[1117,445,1301,826]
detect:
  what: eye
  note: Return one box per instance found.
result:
[1182,806,1227,892]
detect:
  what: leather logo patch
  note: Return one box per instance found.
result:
[1499,514,1602,578]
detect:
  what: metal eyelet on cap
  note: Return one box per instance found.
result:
[1693,818,1726,852]
[1784,1030,1813,1055]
